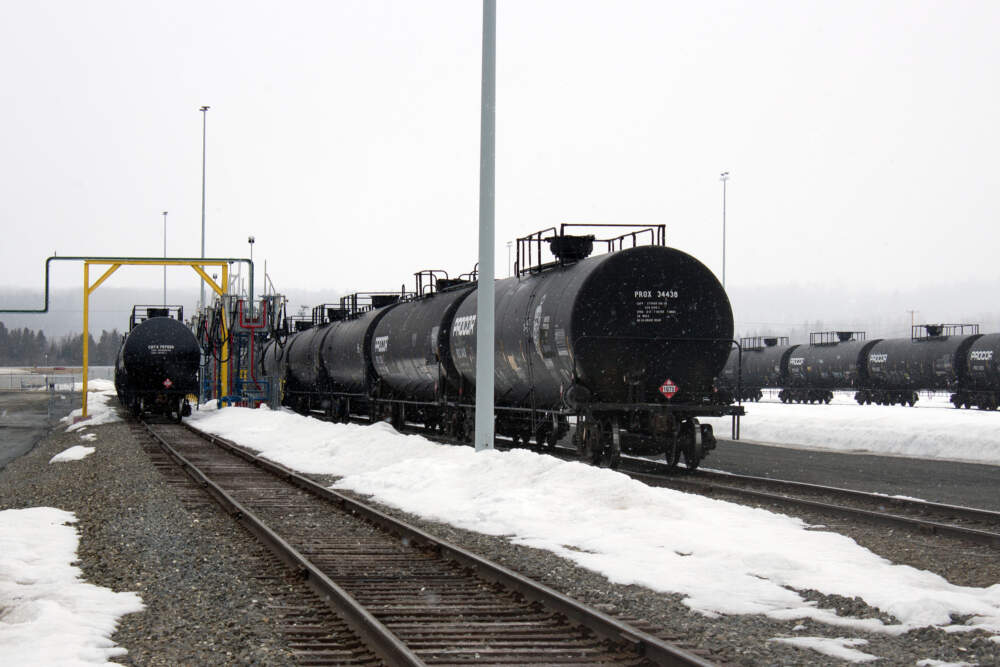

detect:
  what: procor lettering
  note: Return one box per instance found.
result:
[373,336,389,353]
[788,357,804,366]
[869,353,888,363]
[452,314,476,337]
[971,350,994,362]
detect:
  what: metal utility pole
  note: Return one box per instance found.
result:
[474,0,496,452]
[248,236,255,301]
[162,211,168,305]
[200,105,210,310]
[720,171,729,287]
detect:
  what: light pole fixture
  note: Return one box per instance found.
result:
[200,105,210,310]
[720,171,729,288]
[506,240,512,277]
[162,211,168,306]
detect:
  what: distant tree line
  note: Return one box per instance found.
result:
[0,322,123,366]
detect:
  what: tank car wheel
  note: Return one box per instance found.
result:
[601,419,621,469]
[682,448,701,471]
[533,423,552,451]
[173,399,184,423]
[664,433,681,470]
[575,421,602,465]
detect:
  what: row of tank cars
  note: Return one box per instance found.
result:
[256,225,744,469]
[717,325,1000,409]
[112,225,743,467]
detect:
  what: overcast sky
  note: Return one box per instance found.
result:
[2,1,998,311]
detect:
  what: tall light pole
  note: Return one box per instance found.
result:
[248,236,255,299]
[720,171,729,288]
[474,0,496,452]
[162,211,168,306]
[200,105,210,310]
[506,241,512,277]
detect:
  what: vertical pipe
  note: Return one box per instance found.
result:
[474,0,496,452]
[82,263,90,419]
[221,263,230,400]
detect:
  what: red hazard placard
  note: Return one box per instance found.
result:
[659,379,678,399]
[163,378,173,388]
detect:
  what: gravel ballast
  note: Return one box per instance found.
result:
[0,411,997,665]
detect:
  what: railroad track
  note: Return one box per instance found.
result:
[615,457,1000,549]
[136,418,713,666]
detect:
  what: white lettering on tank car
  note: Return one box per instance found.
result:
[373,335,389,353]
[633,288,679,324]
[970,350,994,362]
[788,357,804,366]
[633,289,679,299]
[869,353,888,363]
[148,344,175,355]
[452,314,477,337]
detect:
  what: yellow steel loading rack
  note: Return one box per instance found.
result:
[0,255,253,419]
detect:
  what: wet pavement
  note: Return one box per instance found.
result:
[0,391,80,469]
[708,437,1000,511]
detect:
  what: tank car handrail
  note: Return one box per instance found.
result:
[516,224,667,276]
[912,323,980,340]
[557,223,666,248]
[413,269,449,296]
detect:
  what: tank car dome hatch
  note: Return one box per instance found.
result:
[545,234,595,262]
[436,278,469,291]
[371,295,401,308]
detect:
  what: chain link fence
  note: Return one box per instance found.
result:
[0,367,114,391]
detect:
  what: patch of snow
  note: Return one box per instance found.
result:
[0,508,144,664]
[769,636,878,662]
[49,446,96,463]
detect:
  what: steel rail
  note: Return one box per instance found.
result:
[141,420,424,666]
[616,460,1000,548]
[695,468,1000,525]
[181,421,714,667]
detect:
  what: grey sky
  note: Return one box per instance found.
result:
[1,0,998,314]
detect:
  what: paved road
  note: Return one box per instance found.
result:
[0,391,80,469]
[707,438,1000,511]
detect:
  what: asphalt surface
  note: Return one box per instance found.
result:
[0,391,80,469]
[706,437,1000,511]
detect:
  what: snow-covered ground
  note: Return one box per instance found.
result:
[0,508,144,664]
[3,383,999,664]
[704,391,1000,465]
